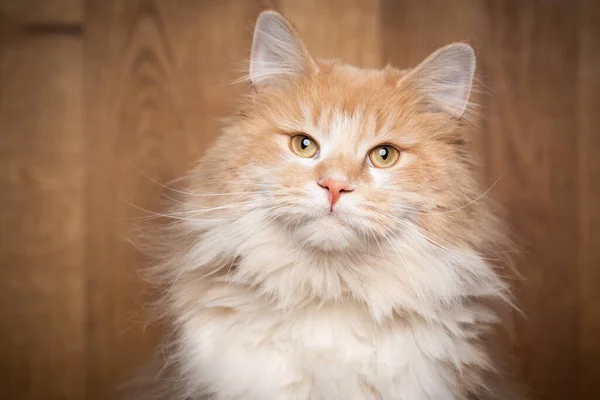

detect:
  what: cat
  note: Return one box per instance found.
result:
[143,10,522,400]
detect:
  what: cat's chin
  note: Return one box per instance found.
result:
[293,215,360,251]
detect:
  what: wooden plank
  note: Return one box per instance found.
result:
[482,1,580,399]
[577,0,600,398]
[83,1,261,397]
[280,0,381,68]
[0,34,85,399]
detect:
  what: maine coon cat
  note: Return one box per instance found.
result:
[145,10,520,400]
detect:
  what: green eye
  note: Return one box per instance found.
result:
[368,145,400,168]
[290,134,319,158]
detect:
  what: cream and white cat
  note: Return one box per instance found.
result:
[146,10,520,400]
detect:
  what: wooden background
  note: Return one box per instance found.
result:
[1,0,598,399]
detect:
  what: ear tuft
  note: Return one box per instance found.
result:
[250,11,316,86]
[402,43,476,117]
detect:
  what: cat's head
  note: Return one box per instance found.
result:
[195,11,482,253]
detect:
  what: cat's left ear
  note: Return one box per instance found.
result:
[250,11,317,87]
[400,43,476,117]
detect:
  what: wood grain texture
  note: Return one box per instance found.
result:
[0,34,85,399]
[380,0,484,65]
[577,0,600,398]
[1,0,83,25]
[280,0,382,68]
[1,1,599,399]
[483,2,580,398]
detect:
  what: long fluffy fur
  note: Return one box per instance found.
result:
[138,11,522,400]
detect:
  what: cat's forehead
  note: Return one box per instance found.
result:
[293,64,415,144]
[305,105,385,146]
[317,60,408,85]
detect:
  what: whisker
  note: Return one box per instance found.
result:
[386,214,479,260]
[383,174,503,216]
[422,174,502,216]
[119,197,239,223]
[163,199,271,216]
[130,163,290,197]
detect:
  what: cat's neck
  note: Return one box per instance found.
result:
[178,210,508,323]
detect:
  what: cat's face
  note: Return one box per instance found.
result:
[236,69,472,252]
[197,12,478,252]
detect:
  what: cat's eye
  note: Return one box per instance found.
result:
[290,134,319,158]
[368,145,400,168]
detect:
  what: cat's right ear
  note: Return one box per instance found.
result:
[249,11,317,87]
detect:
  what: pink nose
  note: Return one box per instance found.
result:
[318,178,354,210]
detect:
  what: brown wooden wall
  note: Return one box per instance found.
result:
[1,1,599,399]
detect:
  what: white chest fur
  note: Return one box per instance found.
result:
[172,216,500,399]
[179,295,485,400]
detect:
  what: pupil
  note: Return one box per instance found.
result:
[302,138,310,149]
[379,147,388,159]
